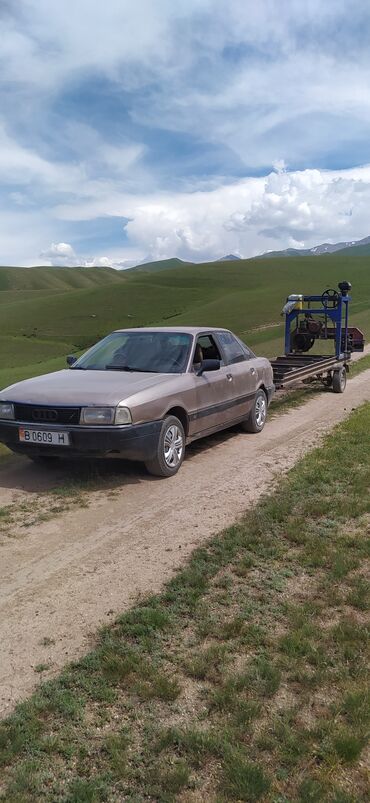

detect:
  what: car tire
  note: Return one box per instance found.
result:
[145,415,185,477]
[332,367,347,393]
[241,389,267,433]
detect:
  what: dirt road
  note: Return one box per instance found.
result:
[0,366,369,718]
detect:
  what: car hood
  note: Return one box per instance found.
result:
[1,369,178,407]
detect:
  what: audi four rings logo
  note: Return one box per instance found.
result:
[32,409,58,422]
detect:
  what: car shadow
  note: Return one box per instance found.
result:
[0,453,149,495]
[0,425,243,495]
[186,424,241,459]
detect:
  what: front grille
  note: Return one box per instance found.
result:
[14,404,81,425]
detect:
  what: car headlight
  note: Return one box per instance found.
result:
[114,406,132,425]
[80,407,115,425]
[0,402,14,420]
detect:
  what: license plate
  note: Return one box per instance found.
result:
[19,428,71,446]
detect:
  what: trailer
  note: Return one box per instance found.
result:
[270,281,365,394]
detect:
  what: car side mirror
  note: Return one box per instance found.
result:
[66,354,77,367]
[197,358,221,376]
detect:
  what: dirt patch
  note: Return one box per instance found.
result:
[0,368,369,718]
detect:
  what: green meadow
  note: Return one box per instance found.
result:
[0,255,369,390]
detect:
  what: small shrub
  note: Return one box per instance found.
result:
[221,752,270,801]
[332,731,365,763]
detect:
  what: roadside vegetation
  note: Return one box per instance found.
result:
[348,352,370,377]
[0,403,368,802]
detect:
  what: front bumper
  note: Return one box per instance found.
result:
[0,419,162,461]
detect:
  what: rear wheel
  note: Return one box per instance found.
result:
[241,389,267,433]
[332,367,347,393]
[145,416,185,477]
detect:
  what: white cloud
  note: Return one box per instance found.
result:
[39,242,136,270]
[0,0,210,90]
[40,242,81,266]
[40,163,370,264]
[3,1,370,173]
[121,165,370,258]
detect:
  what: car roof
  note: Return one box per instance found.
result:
[113,326,230,335]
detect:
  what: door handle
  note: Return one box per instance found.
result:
[250,367,256,375]
[226,373,233,381]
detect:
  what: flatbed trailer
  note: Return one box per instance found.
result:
[271,353,350,389]
[270,282,364,394]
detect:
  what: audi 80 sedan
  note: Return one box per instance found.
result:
[0,328,274,477]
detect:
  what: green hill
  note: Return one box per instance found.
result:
[127,257,192,273]
[0,265,123,292]
[0,256,368,389]
[335,243,370,256]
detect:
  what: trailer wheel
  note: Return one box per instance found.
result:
[332,367,347,393]
[322,373,333,388]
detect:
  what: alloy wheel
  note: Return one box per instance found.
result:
[255,395,267,427]
[164,425,184,468]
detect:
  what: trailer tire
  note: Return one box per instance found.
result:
[332,367,347,393]
[242,389,267,433]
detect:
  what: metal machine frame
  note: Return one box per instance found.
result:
[270,283,364,392]
[284,292,349,360]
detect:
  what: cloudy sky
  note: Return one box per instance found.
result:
[1,0,370,267]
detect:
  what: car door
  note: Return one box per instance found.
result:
[189,333,237,437]
[215,331,258,420]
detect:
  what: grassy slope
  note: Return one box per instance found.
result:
[334,243,370,256]
[127,257,192,273]
[0,336,72,371]
[0,266,123,292]
[0,404,368,802]
[0,256,368,388]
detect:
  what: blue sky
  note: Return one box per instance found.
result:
[1,0,370,266]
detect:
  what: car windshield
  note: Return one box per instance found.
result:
[73,331,193,374]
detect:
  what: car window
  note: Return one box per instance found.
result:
[193,335,222,369]
[217,331,248,364]
[235,336,255,359]
[73,332,192,374]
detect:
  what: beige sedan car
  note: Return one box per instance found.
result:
[0,327,274,477]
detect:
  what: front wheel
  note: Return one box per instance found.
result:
[145,416,185,477]
[332,367,347,393]
[241,389,267,433]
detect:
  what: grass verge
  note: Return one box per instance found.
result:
[0,403,369,801]
[349,352,370,377]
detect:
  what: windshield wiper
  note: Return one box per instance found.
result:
[105,365,159,373]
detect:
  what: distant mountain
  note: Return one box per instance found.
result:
[331,238,370,256]
[217,254,242,262]
[126,257,192,273]
[259,235,370,259]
